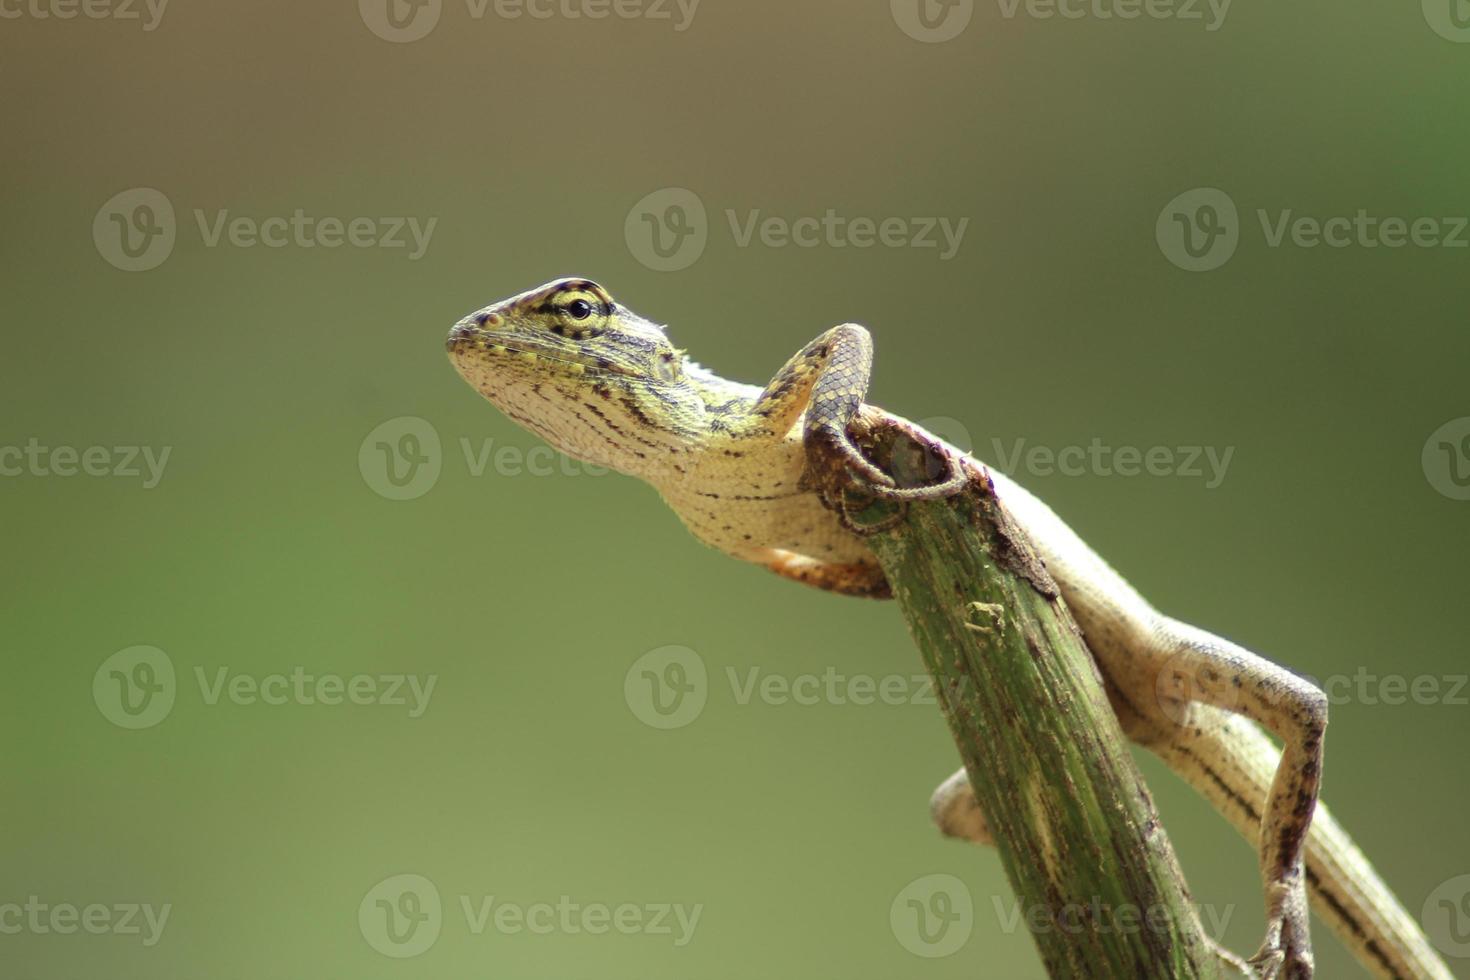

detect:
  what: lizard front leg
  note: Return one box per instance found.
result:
[743,324,966,500]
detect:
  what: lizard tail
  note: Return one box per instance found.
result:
[1150,709,1455,980]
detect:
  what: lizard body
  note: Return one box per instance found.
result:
[446,277,1453,980]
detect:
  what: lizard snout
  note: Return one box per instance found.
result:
[445,313,486,352]
[445,326,471,353]
[446,308,510,353]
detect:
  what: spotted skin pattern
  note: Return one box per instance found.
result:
[446,278,1452,980]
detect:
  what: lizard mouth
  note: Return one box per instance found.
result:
[446,324,627,378]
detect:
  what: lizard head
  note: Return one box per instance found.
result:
[446,277,704,474]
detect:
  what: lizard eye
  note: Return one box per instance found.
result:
[550,288,608,338]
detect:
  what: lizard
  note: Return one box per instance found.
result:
[444,276,1455,980]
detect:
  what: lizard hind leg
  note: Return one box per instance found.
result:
[1144,705,1456,980]
[1146,617,1328,980]
[929,766,1256,978]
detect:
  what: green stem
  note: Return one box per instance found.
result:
[829,413,1219,979]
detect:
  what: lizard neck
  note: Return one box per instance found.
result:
[462,365,713,481]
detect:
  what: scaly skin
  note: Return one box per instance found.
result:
[446,277,1453,980]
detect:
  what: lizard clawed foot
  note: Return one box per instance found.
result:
[1246,918,1313,979]
[864,457,969,500]
[1244,873,1313,980]
[811,425,970,501]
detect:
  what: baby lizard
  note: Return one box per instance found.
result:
[445,277,1453,980]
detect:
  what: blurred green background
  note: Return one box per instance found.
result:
[3,0,1469,977]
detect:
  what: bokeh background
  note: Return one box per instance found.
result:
[4,1,1469,977]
